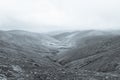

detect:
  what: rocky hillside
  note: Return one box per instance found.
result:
[1,30,120,80]
[54,31,120,73]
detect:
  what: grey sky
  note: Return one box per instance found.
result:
[0,0,120,32]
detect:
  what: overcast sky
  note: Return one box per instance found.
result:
[0,0,120,32]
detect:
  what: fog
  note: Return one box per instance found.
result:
[0,0,120,32]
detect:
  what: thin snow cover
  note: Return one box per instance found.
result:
[0,74,7,80]
[12,65,22,73]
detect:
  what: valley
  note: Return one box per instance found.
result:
[0,30,120,80]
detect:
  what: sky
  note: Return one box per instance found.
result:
[0,0,120,32]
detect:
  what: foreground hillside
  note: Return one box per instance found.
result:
[0,30,62,80]
[1,30,120,80]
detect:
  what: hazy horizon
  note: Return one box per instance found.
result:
[0,0,120,32]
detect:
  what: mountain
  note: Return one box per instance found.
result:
[0,30,61,55]
[52,30,116,48]
[56,34,120,73]
[1,30,120,80]
[0,30,63,80]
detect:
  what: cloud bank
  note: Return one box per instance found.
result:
[0,0,120,32]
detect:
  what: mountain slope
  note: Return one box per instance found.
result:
[0,30,61,55]
[57,35,120,73]
[1,30,120,80]
[52,30,115,48]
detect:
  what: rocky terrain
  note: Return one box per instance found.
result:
[1,30,120,80]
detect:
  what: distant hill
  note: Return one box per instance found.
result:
[0,30,61,55]
[52,30,116,48]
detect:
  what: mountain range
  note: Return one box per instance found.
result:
[1,30,120,80]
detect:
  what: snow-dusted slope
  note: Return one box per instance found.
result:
[0,30,62,54]
[56,35,120,73]
[1,30,120,80]
[52,30,114,48]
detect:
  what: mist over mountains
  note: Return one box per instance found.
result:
[1,30,120,80]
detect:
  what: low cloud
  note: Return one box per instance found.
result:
[0,0,120,32]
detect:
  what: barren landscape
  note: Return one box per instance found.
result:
[0,30,120,80]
